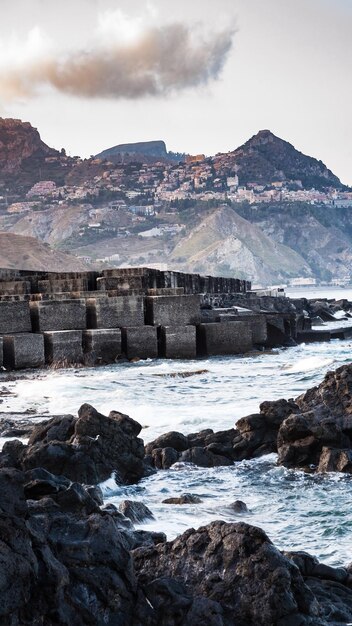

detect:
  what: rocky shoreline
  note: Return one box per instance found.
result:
[2,365,352,624]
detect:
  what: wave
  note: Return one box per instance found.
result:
[282,356,335,374]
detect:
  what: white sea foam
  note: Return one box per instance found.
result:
[2,339,352,564]
[282,356,335,373]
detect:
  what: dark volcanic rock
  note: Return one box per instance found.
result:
[134,520,332,625]
[162,494,202,505]
[146,399,298,470]
[147,365,352,474]
[277,364,352,471]
[0,467,149,626]
[119,500,155,523]
[229,500,249,514]
[2,466,352,625]
[0,404,149,485]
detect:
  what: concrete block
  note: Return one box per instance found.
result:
[145,294,201,327]
[197,322,253,356]
[122,326,158,360]
[3,333,45,370]
[86,296,144,329]
[83,329,122,364]
[37,278,88,294]
[159,325,197,359]
[30,299,86,332]
[147,288,184,296]
[0,336,3,367]
[96,275,144,293]
[0,301,31,334]
[233,314,267,344]
[265,314,295,347]
[297,330,331,343]
[44,330,83,365]
[0,280,31,296]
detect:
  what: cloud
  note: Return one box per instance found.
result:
[0,12,235,102]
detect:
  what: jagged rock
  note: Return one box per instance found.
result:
[2,466,352,625]
[277,364,352,471]
[0,467,153,626]
[284,551,352,624]
[0,117,58,175]
[0,404,150,485]
[119,500,155,523]
[130,530,167,549]
[146,399,298,470]
[134,520,328,625]
[145,365,352,474]
[233,398,299,460]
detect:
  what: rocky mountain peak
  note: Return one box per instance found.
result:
[0,117,58,175]
[231,129,343,190]
[248,129,278,145]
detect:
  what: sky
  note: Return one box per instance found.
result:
[0,0,351,184]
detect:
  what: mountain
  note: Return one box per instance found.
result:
[0,118,75,196]
[235,202,352,282]
[95,140,184,164]
[96,140,168,160]
[0,118,58,175]
[169,205,311,283]
[225,130,343,190]
[0,232,90,271]
[0,117,350,284]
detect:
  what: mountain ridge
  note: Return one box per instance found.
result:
[0,118,346,190]
[0,117,351,283]
[225,129,343,190]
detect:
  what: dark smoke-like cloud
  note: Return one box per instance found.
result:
[0,23,234,100]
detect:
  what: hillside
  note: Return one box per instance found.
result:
[169,205,311,283]
[236,203,352,281]
[0,232,90,271]
[222,130,344,190]
[0,117,351,284]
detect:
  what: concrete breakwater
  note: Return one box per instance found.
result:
[0,266,316,371]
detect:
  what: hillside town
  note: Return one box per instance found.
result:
[0,120,352,287]
[1,148,352,213]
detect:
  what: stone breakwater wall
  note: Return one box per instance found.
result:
[0,267,251,296]
[0,266,300,371]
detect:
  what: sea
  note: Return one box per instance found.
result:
[1,286,352,567]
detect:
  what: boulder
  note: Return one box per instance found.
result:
[229,500,249,514]
[162,494,202,505]
[133,520,326,625]
[0,467,149,626]
[277,364,352,471]
[119,500,155,523]
[2,467,352,625]
[146,399,299,470]
[0,404,150,485]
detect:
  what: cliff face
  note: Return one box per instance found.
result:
[229,130,343,190]
[0,118,76,195]
[0,118,58,175]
